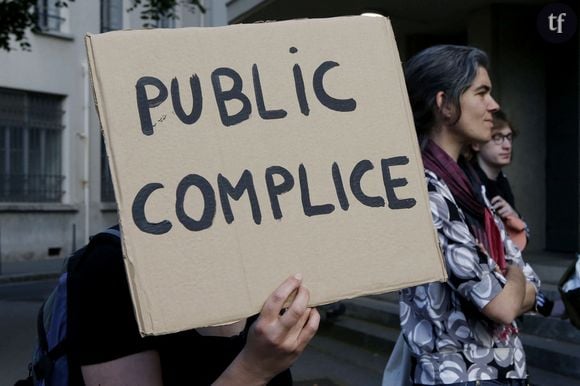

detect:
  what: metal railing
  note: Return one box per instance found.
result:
[0,174,64,202]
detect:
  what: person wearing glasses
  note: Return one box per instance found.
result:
[400,45,540,385]
[468,111,564,317]
[469,110,523,234]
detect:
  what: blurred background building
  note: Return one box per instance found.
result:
[0,0,577,262]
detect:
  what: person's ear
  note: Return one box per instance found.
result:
[472,143,481,152]
[435,91,453,120]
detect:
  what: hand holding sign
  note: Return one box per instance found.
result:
[216,274,320,385]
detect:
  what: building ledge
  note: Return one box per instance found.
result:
[34,30,75,42]
[0,203,79,213]
[101,202,118,212]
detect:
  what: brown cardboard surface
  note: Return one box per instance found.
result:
[86,16,446,336]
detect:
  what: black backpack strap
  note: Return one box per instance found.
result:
[47,340,68,361]
[36,277,69,358]
[36,303,49,353]
[33,303,55,380]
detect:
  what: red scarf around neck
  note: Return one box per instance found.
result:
[422,139,506,271]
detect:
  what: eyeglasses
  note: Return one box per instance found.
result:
[491,133,513,145]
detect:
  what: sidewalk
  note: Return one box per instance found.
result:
[0,257,65,284]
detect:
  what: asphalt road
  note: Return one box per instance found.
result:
[0,279,382,386]
[0,279,57,385]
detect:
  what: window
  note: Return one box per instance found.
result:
[99,0,122,203]
[100,138,115,202]
[36,0,66,33]
[101,0,124,33]
[155,14,176,29]
[0,88,65,203]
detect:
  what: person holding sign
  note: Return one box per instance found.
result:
[66,226,319,386]
[399,45,540,385]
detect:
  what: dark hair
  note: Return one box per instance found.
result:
[492,110,518,137]
[404,45,490,140]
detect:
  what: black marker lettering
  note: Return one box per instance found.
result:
[211,67,251,127]
[293,64,310,116]
[175,174,216,231]
[313,61,356,112]
[132,183,172,235]
[265,166,295,220]
[332,162,349,210]
[299,164,335,217]
[135,76,168,136]
[381,157,417,209]
[350,160,385,207]
[218,170,262,225]
[171,75,203,125]
[252,64,287,120]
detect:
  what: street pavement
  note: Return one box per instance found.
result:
[0,257,64,283]
[0,279,57,384]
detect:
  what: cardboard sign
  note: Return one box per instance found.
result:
[86,16,446,336]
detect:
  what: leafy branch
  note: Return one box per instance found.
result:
[0,0,205,52]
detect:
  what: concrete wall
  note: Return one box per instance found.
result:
[469,5,548,251]
[465,4,579,252]
[0,209,78,260]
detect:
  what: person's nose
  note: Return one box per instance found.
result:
[488,95,500,112]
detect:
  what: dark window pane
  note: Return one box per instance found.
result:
[0,88,64,202]
[101,0,123,32]
[100,137,115,202]
[36,0,65,33]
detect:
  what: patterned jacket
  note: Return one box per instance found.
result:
[400,170,540,385]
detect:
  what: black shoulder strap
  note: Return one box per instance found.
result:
[37,302,48,353]
[34,287,69,380]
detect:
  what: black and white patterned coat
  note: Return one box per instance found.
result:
[400,170,540,385]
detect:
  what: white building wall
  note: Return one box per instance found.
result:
[0,1,217,261]
[0,1,102,260]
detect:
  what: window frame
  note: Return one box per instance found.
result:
[0,88,66,203]
[35,0,67,34]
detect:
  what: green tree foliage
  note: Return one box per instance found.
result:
[0,0,38,51]
[0,0,205,52]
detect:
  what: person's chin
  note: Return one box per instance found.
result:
[497,157,511,166]
[475,130,491,142]
[481,128,493,141]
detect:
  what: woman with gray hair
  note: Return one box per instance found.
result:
[397,45,540,385]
